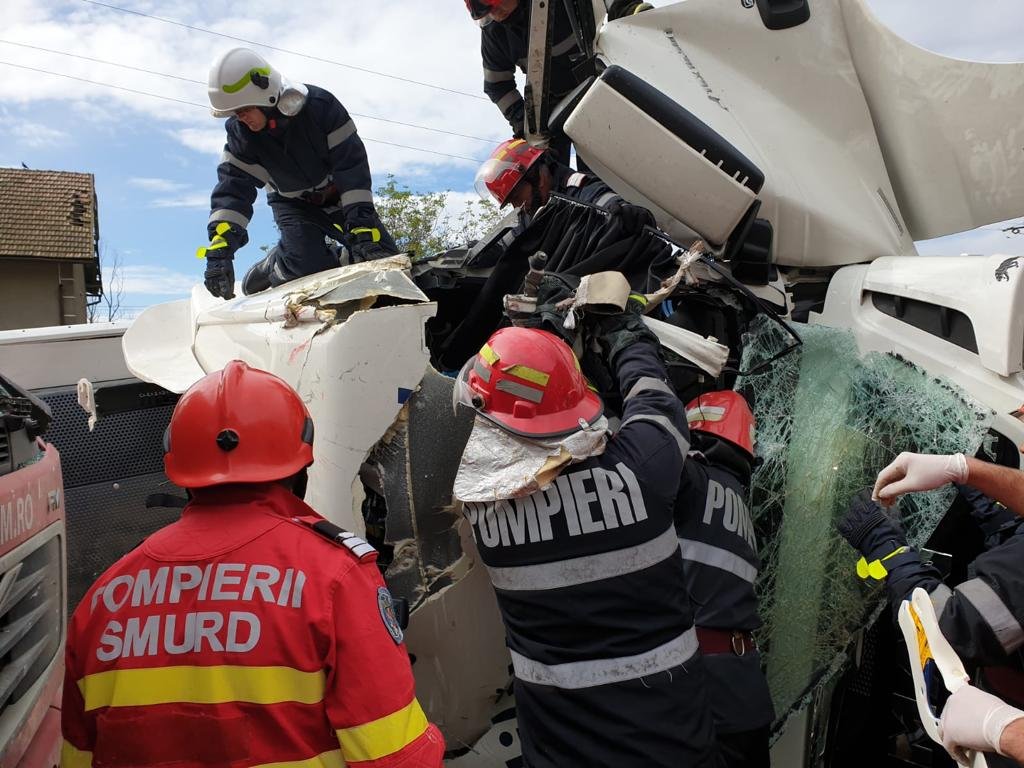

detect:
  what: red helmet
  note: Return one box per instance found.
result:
[465,0,500,21]
[455,327,603,438]
[685,390,756,458]
[164,360,314,488]
[475,139,547,206]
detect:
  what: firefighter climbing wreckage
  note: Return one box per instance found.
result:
[29,1,1024,767]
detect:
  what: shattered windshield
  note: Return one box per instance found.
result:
[738,317,993,723]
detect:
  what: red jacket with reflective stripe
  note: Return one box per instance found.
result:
[61,483,444,768]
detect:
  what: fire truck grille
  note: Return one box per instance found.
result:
[0,529,62,713]
[0,429,10,475]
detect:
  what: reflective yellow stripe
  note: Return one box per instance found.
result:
[336,698,428,763]
[479,343,499,365]
[856,546,910,580]
[350,227,381,242]
[253,749,346,768]
[196,241,230,259]
[78,665,325,711]
[222,66,271,94]
[496,139,526,159]
[61,740,93,768]
[214,221,233,236]
[628,292,649,306]
[504,364,550,387]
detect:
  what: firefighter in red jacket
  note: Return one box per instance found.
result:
[60,361,444,768]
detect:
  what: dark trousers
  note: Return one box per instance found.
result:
[718,726,771,768]
[515,660,719,768]
[266,198,397,286]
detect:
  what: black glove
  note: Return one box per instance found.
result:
[839,490,942,617]
[512,272,580,344]
[510,113,526,140]
[838,488,917,586]
[588,300,659,367]
[204,254,235,299]
[349,227,395,263]
[198,221,242,299]
[838,489,907,555]
[607,198,655,233]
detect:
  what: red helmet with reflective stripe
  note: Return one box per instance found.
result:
[475,139,547,206]
[164,360,314,488]
[455,327,603,438]
[465,0,500,20]
[685,390,756,459]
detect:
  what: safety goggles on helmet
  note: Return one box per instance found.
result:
[475,139,547,207]
[453,327,603,439]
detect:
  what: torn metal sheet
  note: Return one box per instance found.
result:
[375,367,474,605]
[199,255,427,328]
[371,367,513,748]
[122,259,436,532]
[121,297,205,394]
[403,522,512,750]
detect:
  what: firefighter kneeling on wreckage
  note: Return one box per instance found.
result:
[61,361,444,768]
[452,303,718,765]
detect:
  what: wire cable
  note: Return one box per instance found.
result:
[0,39,497,143]
[78,0,487,101]
[0,60,485,163]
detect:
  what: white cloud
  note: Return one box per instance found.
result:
[0,0,503,175]
[118,265,196,295]
[128,177,187,192]
[5,120,68,148]
[172,126,225,156]
[150,192,210,209]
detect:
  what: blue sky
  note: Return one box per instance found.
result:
[2,0,1023,317]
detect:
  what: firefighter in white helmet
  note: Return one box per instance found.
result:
[199,48,397,299]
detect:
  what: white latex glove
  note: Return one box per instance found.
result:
[872,452,968,507]
[940,684,1024,763]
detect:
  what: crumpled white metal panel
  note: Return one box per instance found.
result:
[121,258,436,531]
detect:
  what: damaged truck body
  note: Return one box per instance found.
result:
[2,0,1024,765]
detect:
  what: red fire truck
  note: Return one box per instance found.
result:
[0,372,65,768]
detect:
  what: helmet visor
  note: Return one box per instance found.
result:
[453,355,488,413]
[474,157,525,206]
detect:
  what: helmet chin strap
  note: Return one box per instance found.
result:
[290,467,310,500]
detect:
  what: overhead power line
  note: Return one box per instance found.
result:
[0,61,485,163]
[78,0,487,102]
[0,40,496,143]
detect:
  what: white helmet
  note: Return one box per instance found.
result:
[208,48,299,118]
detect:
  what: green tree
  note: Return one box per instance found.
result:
[373,175,504,260]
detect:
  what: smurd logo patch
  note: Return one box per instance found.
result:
[378,587,404,645]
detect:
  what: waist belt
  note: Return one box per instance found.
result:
[304,183,340,207]
[696,627,757,657]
